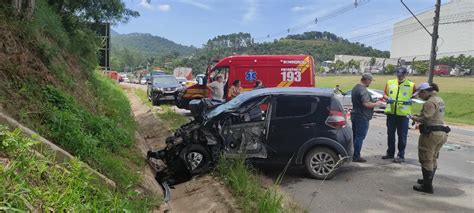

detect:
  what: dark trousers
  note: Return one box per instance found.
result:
[352,115,369,160]
[386,114,409,159]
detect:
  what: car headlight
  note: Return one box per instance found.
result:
[153,87,162,92]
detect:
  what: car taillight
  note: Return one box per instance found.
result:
[326,111,346,129]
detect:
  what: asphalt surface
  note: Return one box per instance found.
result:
[124,83,474,212]
[260,115,474,212]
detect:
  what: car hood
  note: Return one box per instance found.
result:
[153,83,180,88]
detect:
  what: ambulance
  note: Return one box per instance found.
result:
[176,54,316,109]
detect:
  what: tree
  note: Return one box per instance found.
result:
[414,61,429,75]
[385,64,395,74]
[10,0,35,17]
[335,60,345,72]
[369,57,376,73]
[47,0,139,24]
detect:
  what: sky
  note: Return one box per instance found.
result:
[113,0,449,51]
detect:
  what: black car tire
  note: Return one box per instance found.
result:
[180,144,211,175]
[152,98,160,106]
[304,147,340,180]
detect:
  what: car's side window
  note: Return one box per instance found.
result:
[274,96,318,118]
[230,96,271,124]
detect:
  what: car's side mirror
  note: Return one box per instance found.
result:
[147,80,152,85]
[197,76,205,86]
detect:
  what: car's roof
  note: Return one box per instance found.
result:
[153,74,174,78]
[207,87,334,119]
[238,87,334,101]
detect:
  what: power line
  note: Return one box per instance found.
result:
[363,19,474,47]
[254,0,371,42]
[338,6,434,37]
[345,11,473,43]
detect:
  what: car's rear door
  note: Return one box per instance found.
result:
[267,95,320,161]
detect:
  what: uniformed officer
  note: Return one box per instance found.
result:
[411,82,450,194]
[382,67,416,163]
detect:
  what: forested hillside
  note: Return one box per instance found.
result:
[111,31,390,74]
[110,32,196,71]
[169,32,390,74]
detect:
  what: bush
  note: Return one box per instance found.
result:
[385,64,395,74]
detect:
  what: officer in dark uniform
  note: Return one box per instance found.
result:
[411,82,450,194]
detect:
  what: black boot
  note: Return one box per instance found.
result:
[417,167,436,184]
[413,168,434,194]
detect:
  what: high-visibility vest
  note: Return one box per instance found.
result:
[384,79,415,116]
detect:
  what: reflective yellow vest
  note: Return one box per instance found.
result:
[384,79,415,116]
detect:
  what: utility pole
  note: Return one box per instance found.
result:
[412,57,417,74]
[400,0,441,83]
[428,0,441,84]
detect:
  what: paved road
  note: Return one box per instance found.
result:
[260,115,474,212]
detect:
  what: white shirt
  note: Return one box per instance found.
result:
[209,81,224,101]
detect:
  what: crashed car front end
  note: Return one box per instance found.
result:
[147,98,225,185]
[147,96,269,186]
[147,121,218,185]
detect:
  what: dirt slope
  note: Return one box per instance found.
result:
[124,86,240,212]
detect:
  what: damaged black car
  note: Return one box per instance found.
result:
[148,87,353,186]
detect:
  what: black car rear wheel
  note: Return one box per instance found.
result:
[180,144,211,175]
[304,147,340,180]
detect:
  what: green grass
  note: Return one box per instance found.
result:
[134,89,153,109]
[316,75,474,125]
[159,105,190,130]
[40,77,141,188]
[133,89,189,130]
[0,126,159,211]
[216,157,284,213]
[1,1,160,210]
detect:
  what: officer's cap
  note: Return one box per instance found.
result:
[396,67,408,76]
[413,82,431,96]
[361,73,374,81]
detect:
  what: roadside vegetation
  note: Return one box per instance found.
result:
[134,89,189,129]
[317,75,474,125]
[216,157,285,213]
[0,126,158,211]
[0,0,159,210]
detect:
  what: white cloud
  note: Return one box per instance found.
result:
[139,0,155,11]
[242,0,258,23]
[179,0,212,11]
[291,6,307,12]
[158,4,171,12]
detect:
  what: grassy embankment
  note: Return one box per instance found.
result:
[0,1,158,210]
[317,75,474,125]
[133,89,285,212]
[0,126,154,211]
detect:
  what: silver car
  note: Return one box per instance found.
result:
[335,88,386,113]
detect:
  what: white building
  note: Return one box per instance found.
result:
[390,0,474,61]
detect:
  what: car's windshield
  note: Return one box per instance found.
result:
[206,95,245,119]
[154,76,178,85]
